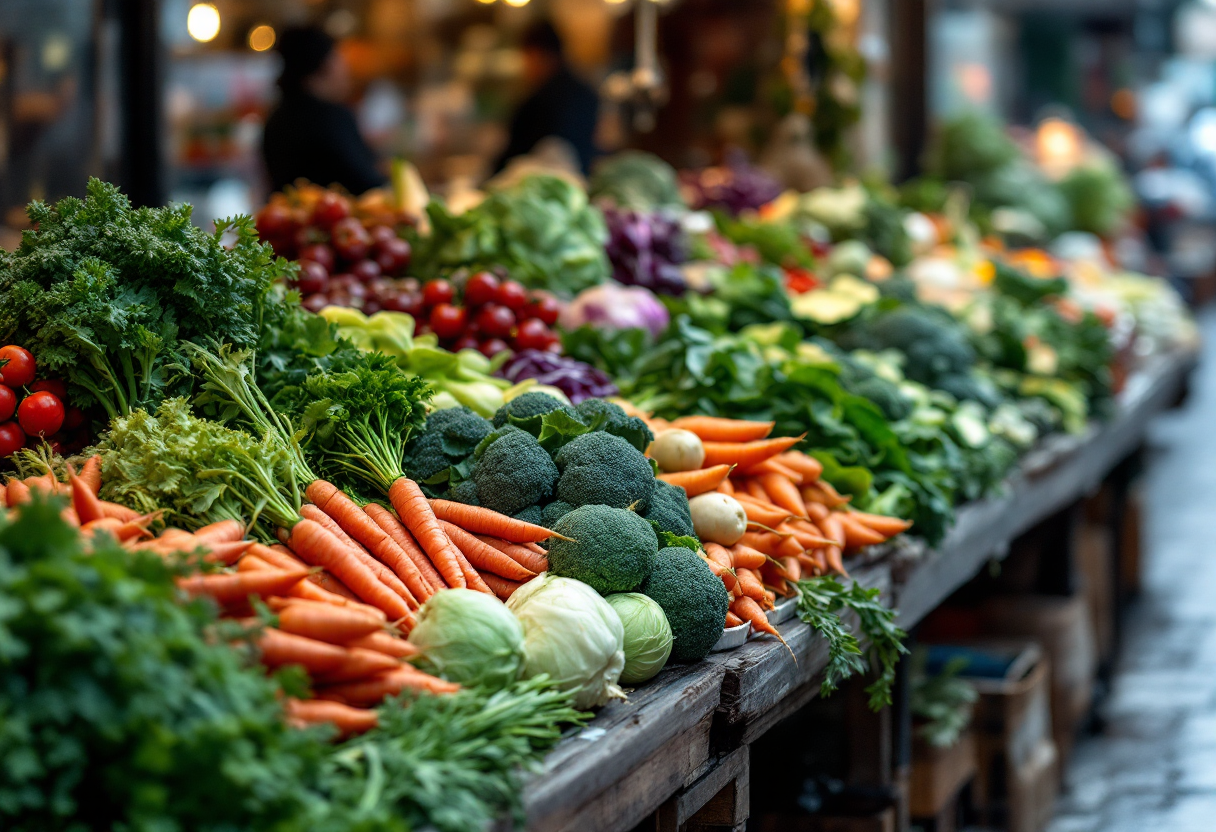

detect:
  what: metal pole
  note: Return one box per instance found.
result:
[118,0,164,206]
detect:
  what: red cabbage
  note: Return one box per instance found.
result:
[496,350,620,404]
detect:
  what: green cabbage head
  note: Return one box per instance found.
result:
[408,588,524,688]
[606,592,673,685]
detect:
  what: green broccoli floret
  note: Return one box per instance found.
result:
[492,392,573,428]
[574,398,655,453]
[403,407,493,483]
[554,431,656,511]
[473,429,558,516]
[541,500,575,529]
[935,372,1004,409]
[851,376,913,421]
[845,307,976,388]
[514,505,544,526]
[547,504,658,594]
[642,480,695,538]
[641,546,729,663]
[448,478,480,506]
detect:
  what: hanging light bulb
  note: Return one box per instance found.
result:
[248,24,276,52]
[187,3,221,43]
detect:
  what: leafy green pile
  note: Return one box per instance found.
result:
[0,495,587,832]
[588,151,686,212]
[0,178,290,419]
[910,653,978,748]
[411,175,610,297]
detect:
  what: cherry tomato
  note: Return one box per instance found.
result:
[295,260,329,295]
[0,345,35,388]
[370,225,397,248]
[422,279,455,308]
[30,379,68,401]
[0,386,15,422]
[255,203,295,238]
[351,259,382,283]
[331,217,371,262]
[362,299,382,315]
[382,291,424,317]
[17,391,64,436]
[0,422,24,457]
[302,294,330,313]
[452,334,481,352]
[543,334,564,352]
[311,191,352,228]
[475,304,516,338]
[478,338,511,358]
[496,280,529,311]
[463,272,500,308]
[525,293,562,326]
[429,304,468,340]
[374,237,411,275]
[63,406,85,431]
[298,243,335,272]
[513,318,554,352]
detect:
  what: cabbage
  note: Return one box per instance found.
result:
[408,589,525,688]
[605,593,672,685]
[507,575,626,708]
[559,283,670,340]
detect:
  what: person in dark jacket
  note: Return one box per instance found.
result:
[495,21,599,174]
[262,26,385,194]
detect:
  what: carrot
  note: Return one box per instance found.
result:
[823,545,847,577]
[346,631,419,659]
[777,534,806,560]
[300,503,420,609]
[700,554,734,589]
[703,543,737,592]
[364,504,444,592]
[778,556,802,583]
[288,519,412,621]
[669,416,774,442]
[179,568,312,606]
[725,611,744,628]
[757,472,807,518]
[67,466,106,525]
[739,457,803,483]
[475,535,549,574]
[428,499,562,543]
[100,500,140,522]
[60,507,80,527]
[524,542,547,555]
[303,487,431,605]
[657,464,735,497]
[440,521,537,581]
[731,493,795,527]
[846,510,913,537]
[252,542,308,570]
[254,544,361,603]
[734,567,767,602]
[78,455,102,495]
[300,503,363,552]
[389,481,465,588]
[317,666,459,706]
[252,627,350,674]
[194,519,246,545]
[7,479,31,506]
[716,477,735,495]
[277,601,384,645]
[480,572,525,601]
[739,530,783,555]
[284,698,378,736]
[778,451,824,482]
[313,647,402,684]
[264,593,388,622]
[785,525,838,550]
[806,502,830,523]
[450,545,496,595]
[744,479,771,503]
[24,473,58,496]
[732,596,789,650]
[729,544,769,570]
[202,539,255,565]
[701,436,803,469]
[802,480,851,509]
[836,513,887,549]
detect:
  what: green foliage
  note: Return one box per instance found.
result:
[1057,162,1134,238]
[910,654,978,748]
[473,428,558,515]
[639,546,729,663]
[554,431,656,511]
[588,151,686,212]
[0,179,290,418]
[547,504,659,595]
[403,407,493,495]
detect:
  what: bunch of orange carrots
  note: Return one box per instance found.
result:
[643,414,912,642]
[4,458,557,736]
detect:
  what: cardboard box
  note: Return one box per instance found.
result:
[910,732,977,818]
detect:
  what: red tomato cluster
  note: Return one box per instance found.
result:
[0,345,89,460]
[255,187,414,315]
[414,272,563,358]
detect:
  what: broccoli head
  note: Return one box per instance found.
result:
[850,376,913,422]
[935,372,1004,409]
[472,428,558,516]
[574,398,655,453]
[403,407,492,483]
[492,391,574,428]
[447,478,480,506]
[541,500,575,529]
[554,431,656,511]
[846,307,976,388]
[641,546,728,663]
[514,505,544,526]
[547,504,658,594]
[642,480,695,538]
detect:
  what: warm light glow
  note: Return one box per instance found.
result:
[957,62,992,103]
[475,0,496,4]
[504,0,530,6]
[187,3,221,43]
[248,24,275,52]
[604,0,628,4]
[1111,88,1136,120]
[1036,117,1083,177]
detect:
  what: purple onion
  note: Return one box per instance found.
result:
[496,350,619,404]
[602,206,688,296]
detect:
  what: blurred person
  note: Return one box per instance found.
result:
[495,21,599,175]
[262,26,386,195]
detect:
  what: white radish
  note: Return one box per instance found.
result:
[688,493,747,546]
[649,429,705,473]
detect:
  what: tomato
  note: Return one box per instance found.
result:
[429,304,468,340]
[18,391,65,436]
[331,217,371,262]
[374,238,411,275]
[351,259,382,283]
[0,386,14,422]
[382,291,424,316]
[63,406,85,431]
[255,203,295,238]
[312,191,352,228]
[295,260,329,294]
[0,422,24,457]
[478,338,511,358]
[513,318,554,351]
[525,293,561,326]
[370,224,397,248]
[0,346,35,388]
[30,379,68,401]
[422,279,455,308]
[298,243,335,272]
[495,280,529,311]
[452,334,481,352]
[302,294,330,313]
[475,304,515,338]
[463,272,500,308]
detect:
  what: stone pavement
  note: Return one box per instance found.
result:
[1046,308,1216,832]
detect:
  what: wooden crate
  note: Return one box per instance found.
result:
[1007,739,1058,832]
[909,732,976,819]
